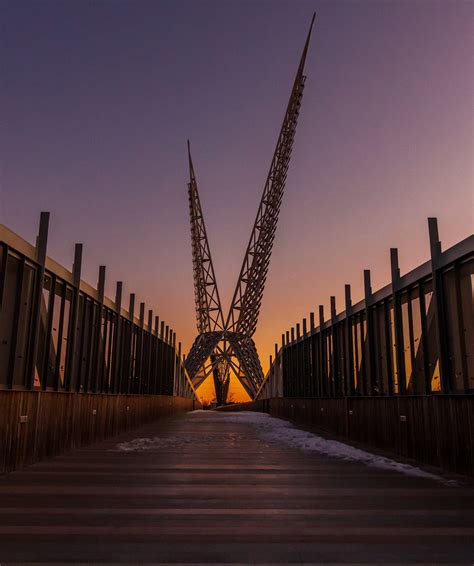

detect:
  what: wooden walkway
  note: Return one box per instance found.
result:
[1,410,473,564]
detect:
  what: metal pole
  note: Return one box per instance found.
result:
[309,312,316,397]
[330,296,338,397]
[127,293,135,394]
[111,281,122,393]
[390,249,406,395]
[363,270,375,395]
[65,243,82,391]
[344,285,353,397]
[93,266,106,393]
[27,212,49,390]
[428,218,450,393]
[319,305,325,396]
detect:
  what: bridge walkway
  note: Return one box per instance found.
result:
[0,410,473,564]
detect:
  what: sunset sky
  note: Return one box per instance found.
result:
[1,1,472,402]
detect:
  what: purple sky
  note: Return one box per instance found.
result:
[1,1,472,400]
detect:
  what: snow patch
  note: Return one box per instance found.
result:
[189,411,456,485]
[112,436,193,452]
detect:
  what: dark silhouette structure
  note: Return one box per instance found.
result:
[184,15,315,405]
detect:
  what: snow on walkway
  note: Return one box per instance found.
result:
[112,409,456,485]
[188,410,456,485]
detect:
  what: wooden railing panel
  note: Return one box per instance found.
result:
[0,391,197,473]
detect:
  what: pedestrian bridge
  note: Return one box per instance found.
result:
[0,214,473,564]
[1,410,473,564]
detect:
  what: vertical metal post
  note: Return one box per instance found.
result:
[453,264,469,392]
[103,309,113,392]
[274,343,279,398]
[383,298,394,396]
[97,266,105,302]
[319,305,325,396]
[295,323,301,396]
[177,341,182,396]
[330,296,338,397]
[281,333,286,396]
[152,315,159,393]
[171,331,177,396]
[93,266,106,393]
[290,327,295,396]
[53,282,66,391]
[182,353,187,396]
[406,286,417,394]
[428,217,450,393]
[364,270,375,395]
[310,312,316,397]
[127,293,135,394]
[111,281,122,393]
[344,285,353,396]
[164,325,170,394]
[137,303,145,393]
[27,212,49,389]
[390,248,406,394]
[65,243,82,391]
[41,273,56,391]
[146,309,153,394]
[158,320,165,393]
[302,318,308,396]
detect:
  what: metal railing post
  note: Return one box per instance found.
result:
[428,217,450,393]
[27,212,49,390]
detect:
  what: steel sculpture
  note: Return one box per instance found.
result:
[185,15,315,404]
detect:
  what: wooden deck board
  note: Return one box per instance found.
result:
[1,410,473,564]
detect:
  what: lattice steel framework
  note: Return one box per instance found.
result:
[185,15,315,404]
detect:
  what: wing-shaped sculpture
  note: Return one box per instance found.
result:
[184,15,315,404]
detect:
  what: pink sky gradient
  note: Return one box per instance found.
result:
[1,1,472,401]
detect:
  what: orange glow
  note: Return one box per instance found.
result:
[197,372,251,404]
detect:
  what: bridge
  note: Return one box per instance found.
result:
[1,12,473,566]
[1,188,473,566]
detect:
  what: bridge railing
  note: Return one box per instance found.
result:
[258,218,473,400]
[0,212,197,399]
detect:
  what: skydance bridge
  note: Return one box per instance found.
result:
[0,15,473,565]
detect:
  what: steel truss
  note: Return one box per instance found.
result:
[184,15,315,403]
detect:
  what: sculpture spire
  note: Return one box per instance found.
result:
[225,14,315,339]
[187,140,225,334]
[184,16,315,403]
